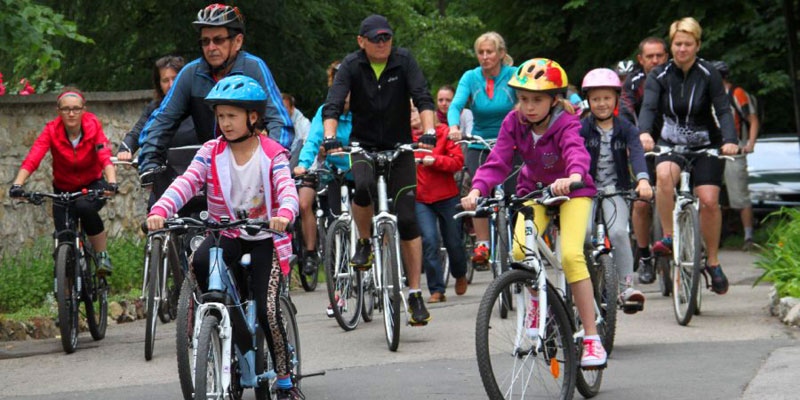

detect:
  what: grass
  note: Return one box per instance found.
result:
[754,208,800,298]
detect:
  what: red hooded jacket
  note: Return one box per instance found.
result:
[21,112,112,191]
[412,124,464,204]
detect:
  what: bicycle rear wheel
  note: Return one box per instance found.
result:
[360,269,377,322]
[159,240,182,323]
[476,270,577,399]
[324,219,363,331]
[281,296,302,388]
[83,253,108,341]
[55,243,79,354]
[176,275,198,400]
[657,256,672,297]
[672,204,701,326]
[439,247,451,289]
[145,236,163,361]
[463,230,476,284]
[379,224,401,351]
[194,314,225,400]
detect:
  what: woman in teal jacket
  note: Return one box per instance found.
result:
[447,31,518,265]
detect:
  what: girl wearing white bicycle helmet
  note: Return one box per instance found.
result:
[579,68,653,313]
[462,58,607,368]
[146,75,302,400]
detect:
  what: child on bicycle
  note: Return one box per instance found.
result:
[145,75,302,400]
[9,87,118,275]
[460,58,606,368]
[579,68,653,313]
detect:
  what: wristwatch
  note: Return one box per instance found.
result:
[424,128,436,136]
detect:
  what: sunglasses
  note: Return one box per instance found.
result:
[198,35,234,47]
[367,33,392,44]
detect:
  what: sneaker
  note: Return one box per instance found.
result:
[581,337,607,368]
[471,243,489,265]
[619,288,645,314]
[454,276,468,295]
[276,386,305,400]
[652,236,673,255]
[428,292,446,303]
[705,264,729,295]
[524,297,540,338]
[408,291,431,325]
[637,256,655,284]
[742,238,754,252]
[326,295,345,318]
[350,239,373,270]
[97,251,113,276]
[302,253,319,275]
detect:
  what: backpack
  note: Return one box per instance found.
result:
[728,86,762,138]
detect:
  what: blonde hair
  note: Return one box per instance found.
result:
[474,32,513,66]
[326,60,341,88]
[516,94,575,126]
[669,17,702,44]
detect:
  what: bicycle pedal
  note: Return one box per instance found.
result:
[351,264,372,272]
[408,320,429,327]
[581,363,607,371]
[621,303,644,315]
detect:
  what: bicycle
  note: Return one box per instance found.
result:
[461,186,582,399]
[323,164,381,331]
[646,145,732,326]
[292,168,332,292]
[18,189,109,354]
[164,215,316,399]
[331,142,428,351]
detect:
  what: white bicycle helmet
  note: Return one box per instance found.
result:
[193,4,245,32]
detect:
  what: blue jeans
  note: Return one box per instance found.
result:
[415,197,467,294]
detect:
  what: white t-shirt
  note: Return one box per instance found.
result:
[229,148,268,240]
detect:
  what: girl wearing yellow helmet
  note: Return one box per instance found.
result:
[461,58,607,368]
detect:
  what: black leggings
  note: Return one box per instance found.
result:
[351,151,419,240]
[52,180,106,236]
[192,236,291,377]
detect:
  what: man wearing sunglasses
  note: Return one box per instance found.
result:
[322,14,438,326]
[137,3,294,180]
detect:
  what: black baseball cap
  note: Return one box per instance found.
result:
[359,14,393,39]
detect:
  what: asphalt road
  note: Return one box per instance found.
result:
[1,250,798,399]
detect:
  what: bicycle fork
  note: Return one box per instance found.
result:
[672,171,694,266]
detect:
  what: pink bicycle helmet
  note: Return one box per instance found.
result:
[581,68,622,93]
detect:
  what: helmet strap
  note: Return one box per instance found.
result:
[532,107,552,128]
[222,116,257,143]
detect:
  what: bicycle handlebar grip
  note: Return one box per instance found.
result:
[569,181,586,191]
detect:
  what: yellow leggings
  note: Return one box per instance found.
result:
[513,196,592,284]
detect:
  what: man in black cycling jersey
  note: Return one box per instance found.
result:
[620,36,669,284]
[322,14,438,325]
[138,4,294,178]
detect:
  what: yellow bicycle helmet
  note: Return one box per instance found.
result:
[508,58,569,94]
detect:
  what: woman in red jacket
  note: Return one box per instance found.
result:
[412,105,468,303]
[9,87,117,275]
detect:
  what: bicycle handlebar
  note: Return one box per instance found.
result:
[17,189,108,206]
[158,216,293,237]
[455,134,495,149]
[328,142,424,162]
[110,156,138,168]
[454,182,584,219]
[645,145,736,161]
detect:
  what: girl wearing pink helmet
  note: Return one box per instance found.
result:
[579,68,653,313]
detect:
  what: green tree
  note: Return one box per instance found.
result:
[0,0,92,92]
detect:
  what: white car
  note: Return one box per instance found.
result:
[747,134,800,215]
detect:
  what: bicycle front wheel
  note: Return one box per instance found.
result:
[476,270,577,399]
[55,243,79,354]
[596,253,618,356]
[159,240,182,323]
[672,204,701,326]
[83,253,108,341]
[379,224,401,351]
[495,210,513,319]
[194,314,225,400]
[281,296,302,388]
[439,247,451,289]
[145,236,163,361]
[176,275,199,400]
[324,219,362,331]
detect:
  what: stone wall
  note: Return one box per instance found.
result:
[0,91,153,256]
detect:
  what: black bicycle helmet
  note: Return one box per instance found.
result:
[193,4,245,32]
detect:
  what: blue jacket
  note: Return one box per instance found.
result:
[579,115,649,191]
[138,51,294,172]
[447,65,517,149]
[298,105,353,175]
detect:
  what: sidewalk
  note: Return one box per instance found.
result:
[741,344,800,400]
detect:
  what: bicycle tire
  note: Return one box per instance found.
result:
[657,256,672,297]
[464,232,476,284]
[176,275,198,400]
[597,253,618,356]
[55,243,79,354]
[83,253,108,341]
[439,247,451,289]
[379,224,401,351]
[145,236,162,361]
[360,269,377,322]
[159,240,182,323]
[280,296,302,388]
[324,219,362,331]
[495,210,512,319]
[672,203,701,326]
[194,314,224,400]
[253,327,268,400]
[476,270,577,400]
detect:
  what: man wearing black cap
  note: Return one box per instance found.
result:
[322,14,438,326]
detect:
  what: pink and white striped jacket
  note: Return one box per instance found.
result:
[149,134,299,274]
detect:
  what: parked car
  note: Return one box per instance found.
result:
[746,134,800,215]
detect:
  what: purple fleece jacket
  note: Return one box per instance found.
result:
[472,109,597,198]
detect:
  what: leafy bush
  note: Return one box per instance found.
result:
[0,233,145,314]
[755,208,800,298]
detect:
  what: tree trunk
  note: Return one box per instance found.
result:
[784,0,800,135]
